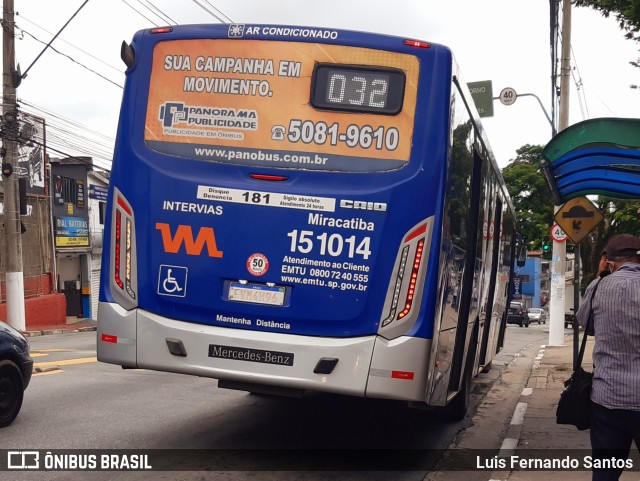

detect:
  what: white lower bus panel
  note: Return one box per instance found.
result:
[97,302,432,401]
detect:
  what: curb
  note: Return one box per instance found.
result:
[498,345,546,455]
[489,343,550,481]
[22,326,97,337]
[485,344,544,481]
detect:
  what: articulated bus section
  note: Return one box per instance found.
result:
[98,24,518,418]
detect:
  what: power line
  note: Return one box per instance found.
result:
[570,46,590,120]
[571,68,586,120]
[120,0,159,26]
[19,28,123,89]
[20,100,114,144]
[136,0,177,25]
[11,0,236,171]
[44,142,111,173]
[189,0,228,23]
[18,100,115,170]
[201,0,233,22]
[21,0,91,80]
[17,13,123,75]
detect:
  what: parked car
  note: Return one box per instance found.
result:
[507,301,530,327]
[0,321,33,427]
[527,308,547,325]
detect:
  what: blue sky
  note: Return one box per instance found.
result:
[12,0,639,169]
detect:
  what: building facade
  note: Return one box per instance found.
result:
[51,157,92,319]
[0,113,66,326]
[87,171,108,319]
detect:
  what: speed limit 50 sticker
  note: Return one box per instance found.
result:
[247,253,269,276]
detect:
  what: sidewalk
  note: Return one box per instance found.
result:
[494,333,638,481]
[22,317,97,337]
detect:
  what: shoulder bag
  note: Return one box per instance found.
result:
[555,278,602,430]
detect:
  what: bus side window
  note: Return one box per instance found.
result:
[447,115,473,248]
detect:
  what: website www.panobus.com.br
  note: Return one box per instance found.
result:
[194,147,328,166]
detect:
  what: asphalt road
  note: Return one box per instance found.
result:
[0,323,556,481]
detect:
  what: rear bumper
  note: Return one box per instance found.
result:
[97,302,431,401]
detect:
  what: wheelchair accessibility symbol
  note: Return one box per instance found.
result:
[158,265,188,297]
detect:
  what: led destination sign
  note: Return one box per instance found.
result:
[311,64,405,115]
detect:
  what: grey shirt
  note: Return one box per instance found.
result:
[577,263,640,411]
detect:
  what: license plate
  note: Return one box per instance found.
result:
[228,282,285,306]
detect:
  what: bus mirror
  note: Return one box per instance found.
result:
[517,245,527,267]
[515,233,527,267]
[121,41,135,68]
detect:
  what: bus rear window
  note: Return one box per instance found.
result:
[144,39,419,172]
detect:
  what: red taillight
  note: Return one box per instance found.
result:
[114,210,124,289]
[250,174,288,181]
[391,370,415,380]
[381,245,410,327]
[404,224,427,243]
[381,220,430,331]
[150,27,173,34]
[398,239,425,320]
[404,39,430,48]
[117,196,132,215]
[101,334,118,343]
[125,218,135,299]
[110,189,138,307]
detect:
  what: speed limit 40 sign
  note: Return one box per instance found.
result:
[499,87,517,106]
[550,224,567,242]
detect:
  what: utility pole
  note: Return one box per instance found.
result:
[549,0,571,346]
[558,0,572,133]
[2,0,25,331]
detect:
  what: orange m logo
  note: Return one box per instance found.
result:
[155,223,223,258]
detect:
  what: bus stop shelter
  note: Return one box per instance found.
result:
[539,117,640,351]
[540,117,640,204]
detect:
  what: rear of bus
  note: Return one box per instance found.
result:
[98,24,455,404]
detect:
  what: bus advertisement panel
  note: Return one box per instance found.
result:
[145,39,418,171]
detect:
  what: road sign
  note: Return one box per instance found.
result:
[468,80,494,117]
[554,196,604,244]
[499,87,517,106]
[550,224,567,242]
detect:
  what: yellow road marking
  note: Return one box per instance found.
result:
[34,357,97,368]
[32,349,74,353]
[33,370,64,377]
[31,353,49,358]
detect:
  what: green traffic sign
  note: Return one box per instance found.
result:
[468,80,494,118]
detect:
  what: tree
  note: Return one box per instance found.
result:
[501,145,555,254]
[576,0,640,87]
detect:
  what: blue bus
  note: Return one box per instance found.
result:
[98,24,522,419]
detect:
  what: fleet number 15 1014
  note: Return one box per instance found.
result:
[286,230,372,260]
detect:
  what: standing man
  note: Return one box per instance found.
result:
[577,234,640,480]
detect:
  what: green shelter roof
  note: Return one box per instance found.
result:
[541,118,640,204]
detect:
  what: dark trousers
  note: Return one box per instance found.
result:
[590,402,640,481]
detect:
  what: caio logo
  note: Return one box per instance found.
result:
[156,223,223,258]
